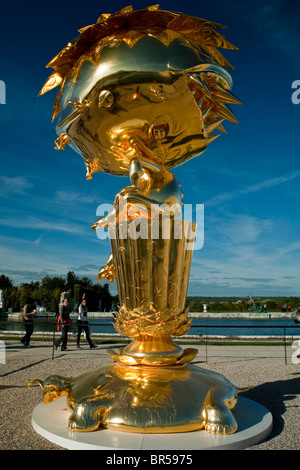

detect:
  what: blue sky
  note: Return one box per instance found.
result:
[0,0,299,298]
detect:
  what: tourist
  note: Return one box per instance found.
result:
[54,297,72,351]
[20,298,37,347]
[76,298,97,349]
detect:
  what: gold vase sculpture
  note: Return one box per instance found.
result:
[28,5,247,435]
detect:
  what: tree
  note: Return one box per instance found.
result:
[66,271,79,297]
[98,283,112,311]
[286,297,300,309]
[41,275,66,291]
[74,282,113,311]
[17,285,33,309]
[0,274,14,289]
[79,276,93,288]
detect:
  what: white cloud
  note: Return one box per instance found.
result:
[0,176,33,196]
[276,240,300,256]
[0,233,109,286]
[205,170,300,207]
[189,205,300,296]
[34,235,43,246]
[54,190,96,205]
[0,215,86,235]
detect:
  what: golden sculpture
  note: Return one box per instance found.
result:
[29,5,246,436]
[28,363,245,434]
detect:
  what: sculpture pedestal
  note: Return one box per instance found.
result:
[32,396,272,450]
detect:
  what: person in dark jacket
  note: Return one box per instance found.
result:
[54,297,72,351]
[20,298,36,347]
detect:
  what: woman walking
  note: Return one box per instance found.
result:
[54,297,72,351]
[76,298,97,349]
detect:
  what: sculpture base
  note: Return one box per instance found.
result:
[29,362,272,447]
[32,396,272,450]
[29,363,248,433]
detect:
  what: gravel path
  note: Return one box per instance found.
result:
[0,339,299,450]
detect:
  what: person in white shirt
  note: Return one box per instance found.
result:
[76,298,97,349]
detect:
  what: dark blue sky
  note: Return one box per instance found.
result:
[0,0,299,297]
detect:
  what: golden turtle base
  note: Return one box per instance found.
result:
[29,361,247,435]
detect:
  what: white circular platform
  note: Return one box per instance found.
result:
[32,396,272,450]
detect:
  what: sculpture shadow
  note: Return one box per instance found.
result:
[0,384,24,391]
[0,358,49,378]
[242,373,300,444]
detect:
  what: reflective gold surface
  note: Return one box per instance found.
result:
[29,212,248,435]
[40,5,241,180]
[108,219,194,340]
[30,5,246,437]
[96,217,195,367]
[28,363,248,434]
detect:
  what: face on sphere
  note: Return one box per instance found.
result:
[42,8,240,182]
[62,72,208,177]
